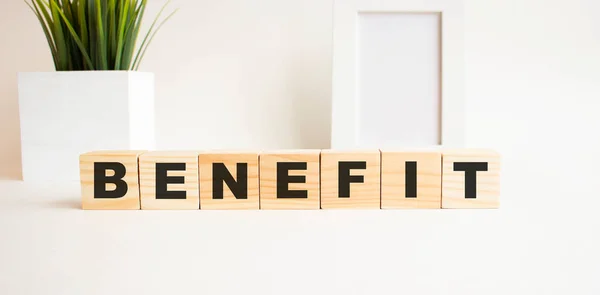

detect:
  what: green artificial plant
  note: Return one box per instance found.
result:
[26,0,177,71]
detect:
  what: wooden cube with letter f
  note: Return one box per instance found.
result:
[320,150,381,209]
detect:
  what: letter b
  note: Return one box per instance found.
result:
[94,162,128,199]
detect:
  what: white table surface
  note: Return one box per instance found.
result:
[0,179,598,295]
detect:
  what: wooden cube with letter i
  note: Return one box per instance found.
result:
[442,149,500,208]
[139,151,200,210]
[79,150,146,210]
[320,150,381,209]
[259,150,321,209]
[199,151,259,210]
[381,150,442,209]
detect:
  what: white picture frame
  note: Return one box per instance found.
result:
[330,0,465,149]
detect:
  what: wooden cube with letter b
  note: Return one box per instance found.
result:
[381,150,442,209]
[259,150,320,209]
[80,150,145,210]
[139,151,200,210]
[442,149,500,208]
[320,150,381,209]
[199,151,259,210]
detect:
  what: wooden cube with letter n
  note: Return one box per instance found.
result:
[259,150,320,209]
[199,151,259,210]
[381,150,442,209]
[80,150,145,210]
[139,151,200,210]
[320,150,381,209]
[442,149,500,208]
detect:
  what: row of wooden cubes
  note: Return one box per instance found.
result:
[80,149,500,210]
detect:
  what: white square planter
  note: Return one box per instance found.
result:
[18,71,156,182]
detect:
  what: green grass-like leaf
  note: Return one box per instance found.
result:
[25,0,175,71]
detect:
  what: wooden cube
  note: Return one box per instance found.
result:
[139,151,200,210]
[381,151,442,209]
[199,151,259,210]
[80,150,145,210]
[320,150,380,209]
[442,149,500,208]
[259,150,320,209]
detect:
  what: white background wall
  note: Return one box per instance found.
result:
[1,0,600,294]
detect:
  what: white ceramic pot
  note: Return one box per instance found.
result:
[17,71,156,182]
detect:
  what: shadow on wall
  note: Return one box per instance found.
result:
[0,2,49,180]
[0,81,23,180]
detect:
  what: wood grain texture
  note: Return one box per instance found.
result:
[139,151,200,210]
[199,152,259,210]
[80,150,145,210]
[259,150,320,210]
[381,151,441,209]
[320,150,381,209]
[442,149,500,209]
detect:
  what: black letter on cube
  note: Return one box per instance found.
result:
[212,163,248,199]
[453,162,488,199]
[405,161,417,198]
[156,163,187,199]
[338,161,366,198]
[94,162,128,198]
[277,162,308,198]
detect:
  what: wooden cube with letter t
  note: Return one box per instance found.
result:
[259,150,321,209]
[381,151,442,209]
[442,149,500,208]
[139,151,200,210]
[80,150,145,210]
[199,151,259,210]
[320,150,381,209]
